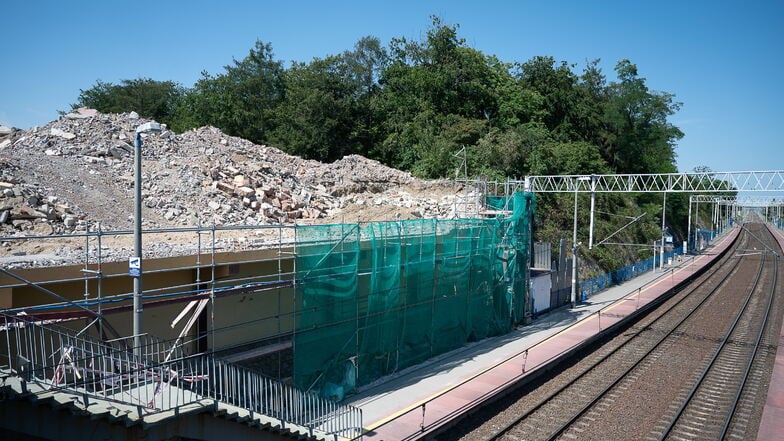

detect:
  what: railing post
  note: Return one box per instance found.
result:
[637,287,641,309]
[421,403,427,432]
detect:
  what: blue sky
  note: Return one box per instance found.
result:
[1,0,782,174]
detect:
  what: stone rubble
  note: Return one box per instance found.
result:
[0,159,86,237]
[0,109,475,243]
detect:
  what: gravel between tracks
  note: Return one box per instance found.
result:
[439,224,784,441]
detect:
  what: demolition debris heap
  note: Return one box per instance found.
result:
[0,109,464,239]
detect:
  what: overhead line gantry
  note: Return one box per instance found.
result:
[523,170,784,193]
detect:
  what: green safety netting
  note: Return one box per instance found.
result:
[294,192,534,400]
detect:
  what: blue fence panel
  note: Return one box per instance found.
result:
[580,247,683,300]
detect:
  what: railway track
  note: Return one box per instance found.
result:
[441,223,784,441]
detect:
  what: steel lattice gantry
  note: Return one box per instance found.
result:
[516,171,784,249]
[523,170,784,193]
[686,196,784,251]
[511,171,784,309]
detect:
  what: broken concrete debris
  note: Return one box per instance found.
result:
[64,107,99,120]
[0,109,473,240]
[50,127,77,140]
[0,182,84,235]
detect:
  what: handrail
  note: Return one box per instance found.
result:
[0,223,296,242]
[1,311,362,438]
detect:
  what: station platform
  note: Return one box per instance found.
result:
[347,227,740,440]
[757,225,784,441]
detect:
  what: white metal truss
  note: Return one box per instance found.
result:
[685,194,783,254]
[689,195,737,203]
[524,170,784,193]
[459,172,784,281]
[689,195,784,206]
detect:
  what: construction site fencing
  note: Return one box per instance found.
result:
[293,192,535,400]
[579,246,684,300]
[0,312,362,439]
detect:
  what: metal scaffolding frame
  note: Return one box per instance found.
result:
[0,221,369,436]
[0,222,296,348]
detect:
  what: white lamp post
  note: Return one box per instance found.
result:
[132,121,161,354]
[571,176,591,308]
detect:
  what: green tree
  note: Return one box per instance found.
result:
[271,56,358,161]
[343,36,387,157]
[468,123,549,180]
[527,140,611,176]
[375,17,500,176]
[73,78,184,123]
[270,36,387,162]
[489,59,546,130]
[603,60,683,173]
[518,56,581,139]
[176,40,285,144]
[574,59,610,148]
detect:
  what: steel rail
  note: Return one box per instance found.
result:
[657,230,772,440]
[544,227,761,441]
[484,227,749,440]
[719,249,779,439]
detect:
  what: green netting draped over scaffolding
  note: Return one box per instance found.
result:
[294,192,534,400]
[486,195,514,211]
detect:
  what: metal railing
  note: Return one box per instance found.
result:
[1,312,363,439]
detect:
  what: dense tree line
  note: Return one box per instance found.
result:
[72,17,697,271]
[72,17,682,180]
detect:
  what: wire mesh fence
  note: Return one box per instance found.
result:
[579,247,684,300]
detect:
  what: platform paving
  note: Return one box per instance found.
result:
[347,228,739,440]
[757,225,784,441]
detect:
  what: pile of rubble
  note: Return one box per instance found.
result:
[0,125,13,147]
[0,181,83,236]
[0,109,471,239]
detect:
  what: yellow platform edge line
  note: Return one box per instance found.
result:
[365,227,739,431]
